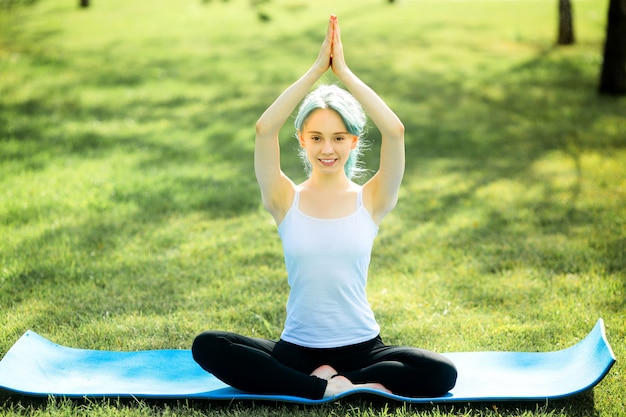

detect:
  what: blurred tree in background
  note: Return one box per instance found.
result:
[557,0,575,45]
[599,0,626,95]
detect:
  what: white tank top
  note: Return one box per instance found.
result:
[277,187,380,348]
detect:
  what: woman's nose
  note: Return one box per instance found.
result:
[322,139,334,154]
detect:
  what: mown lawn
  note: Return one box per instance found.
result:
[1,0,624,416]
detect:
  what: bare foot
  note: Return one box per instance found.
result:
[310,364,338,380]
[311,364,392,398]
[322,374,392,399]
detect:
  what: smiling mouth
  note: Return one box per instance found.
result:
[319,159,337,166]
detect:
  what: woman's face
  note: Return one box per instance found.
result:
[298,108,358,176]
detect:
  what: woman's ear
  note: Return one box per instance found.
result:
[350,135,359,150]
[298,131,306,148]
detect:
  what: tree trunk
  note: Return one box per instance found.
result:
[79,0,89,8]
[557,0,575,45]
[599,0,626,95]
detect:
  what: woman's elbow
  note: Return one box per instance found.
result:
[394,121,405,138]
[255,117,281,138]
[255,119,268,136]
[385,121,404,140]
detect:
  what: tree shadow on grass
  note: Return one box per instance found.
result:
[374,46,625,268]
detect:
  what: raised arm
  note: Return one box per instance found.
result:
[254,17,333,224]
[330,16,405,224]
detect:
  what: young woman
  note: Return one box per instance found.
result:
[192,15,457,400]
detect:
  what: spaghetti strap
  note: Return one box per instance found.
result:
[292,189,301,208]
[356,188,364,208]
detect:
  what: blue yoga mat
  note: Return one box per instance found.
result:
[0,319,615,404]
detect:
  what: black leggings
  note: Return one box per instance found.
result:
[192,331,457,400]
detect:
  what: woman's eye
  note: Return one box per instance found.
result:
[335,136,345,141]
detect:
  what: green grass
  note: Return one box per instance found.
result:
[1,0,624,416]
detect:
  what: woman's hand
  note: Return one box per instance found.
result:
[311,15,334,75]
[330,15,350,77]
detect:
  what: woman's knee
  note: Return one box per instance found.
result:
[191,331,229,368]
[402,349,458,395]
[432,355,458,393]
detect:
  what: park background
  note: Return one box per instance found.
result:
[1,0,624,416]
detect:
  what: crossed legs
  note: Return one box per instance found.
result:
[192,331,457,400]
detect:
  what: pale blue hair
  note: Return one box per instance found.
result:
[294,85,367,180]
